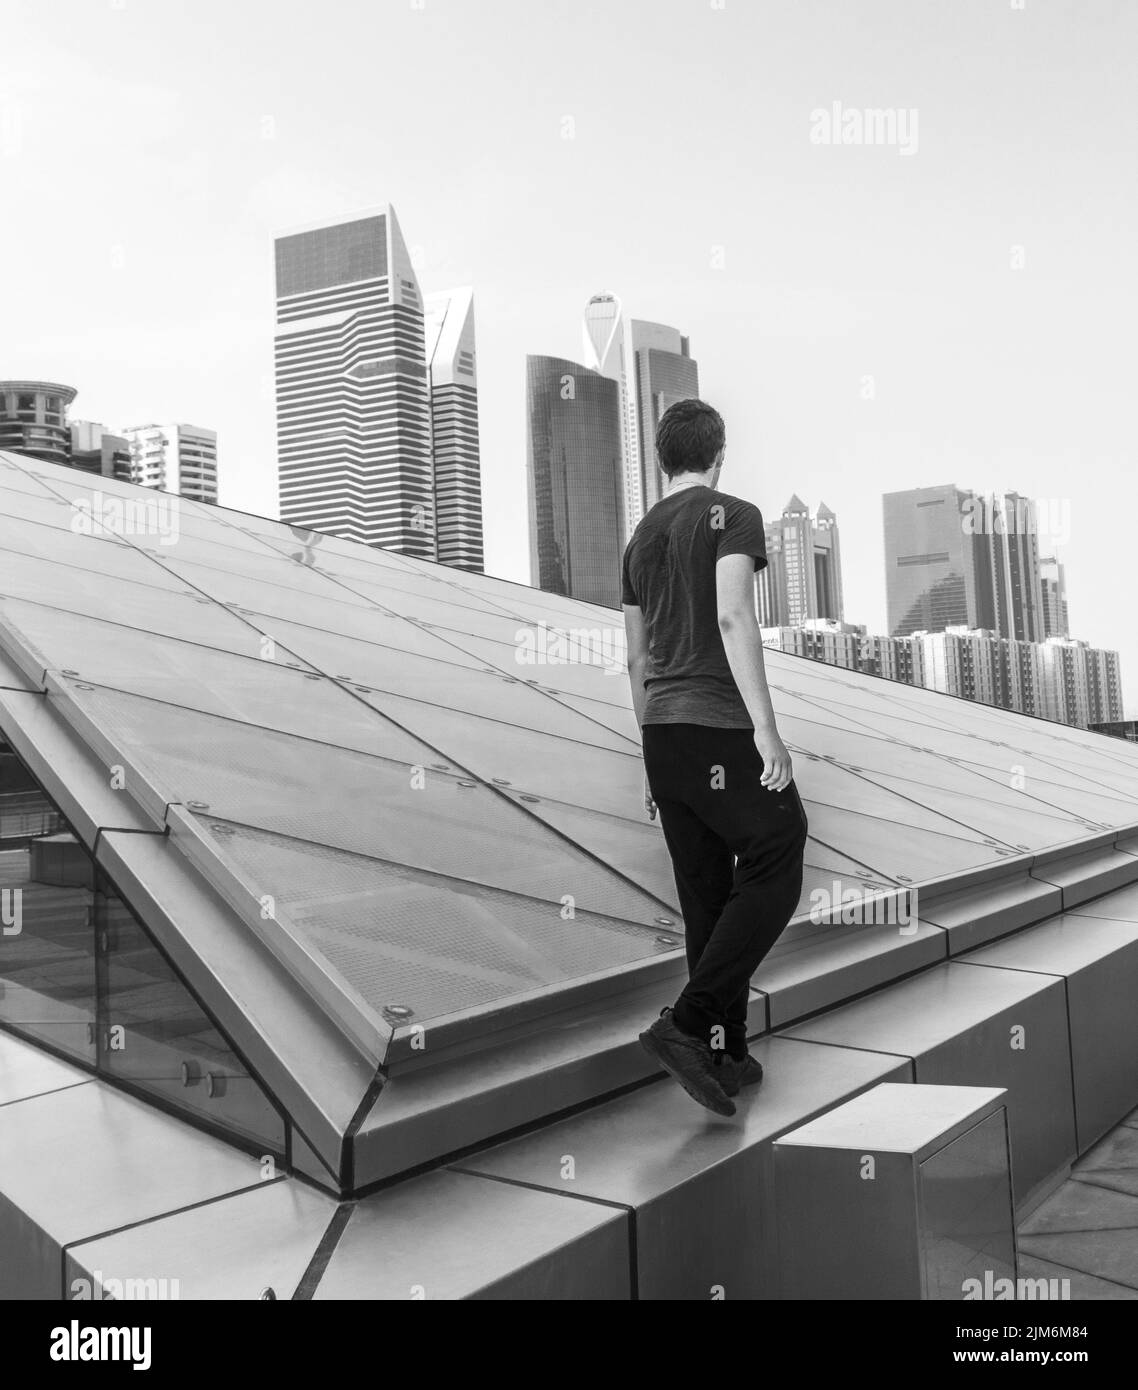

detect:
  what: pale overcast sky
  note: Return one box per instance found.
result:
[3,0,1135,711]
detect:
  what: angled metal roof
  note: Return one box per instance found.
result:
[3,447,1138,1192]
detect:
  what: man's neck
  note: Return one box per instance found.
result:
[667,471,714,494]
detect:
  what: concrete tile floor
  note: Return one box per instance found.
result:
[1017,1106,1138,1299]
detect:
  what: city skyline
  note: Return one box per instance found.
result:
[3,0,1134,710]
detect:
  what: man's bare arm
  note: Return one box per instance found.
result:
[715,553,793,791]
[623,603,649,726]
[623,604,656,816]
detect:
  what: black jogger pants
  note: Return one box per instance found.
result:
[642,722,809,1058]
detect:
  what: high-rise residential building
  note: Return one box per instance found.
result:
[910,627,1032,714]
[761,618,866,670]
[525,355,623,607]
[856,632,924,685]
[70,421,132,483]
[761,610,1120,728]
[123,424,218,503]
[884,484,985,636]
[756,496,845,626]
[895,626,1120,728]
[582,294,698,541]
[1038,638,1124,728]
[423,288,483,572]
[274,206,434,558]
[1040,554,1070,639]
[0,381,77,465]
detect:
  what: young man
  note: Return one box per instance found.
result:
[622,399,808,1117]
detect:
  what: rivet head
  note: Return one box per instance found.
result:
[181,1061,201,1087]
[654,916,675,926]
[205,1071,227,1098]
[186,800,209,810]
[491,777,511,786]
[457,780,476,789]
[259,1288,277,1301]
[655,935,680,947]
[383,1004,414,1022]
[211,824,235,836]
[519,793,539,803]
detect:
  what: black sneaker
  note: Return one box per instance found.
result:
[714,1052,764,1098]
[639,1011,736,1117]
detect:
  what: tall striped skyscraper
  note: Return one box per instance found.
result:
[273,207,435,558]
[423,287,484,571]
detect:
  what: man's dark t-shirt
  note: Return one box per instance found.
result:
[621,485,767,729]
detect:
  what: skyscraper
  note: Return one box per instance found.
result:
[525,356,623,607]
[971,491,1046,642]
[757,496,845,626]
[123,424,218,503]
[0,381,77,465]
[884,484,986,636]
[273,207,434,558]
[628,318,699,515]
[423,288,484,572]
[582,294,698,540]
[886,485,1058,643]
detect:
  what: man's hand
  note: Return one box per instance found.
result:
[754,730,793,791]
[644,774,658,821]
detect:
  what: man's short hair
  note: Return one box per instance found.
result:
[656,399,725,478]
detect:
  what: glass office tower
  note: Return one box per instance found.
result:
[526,356,623,607]
[884,484,984,636]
